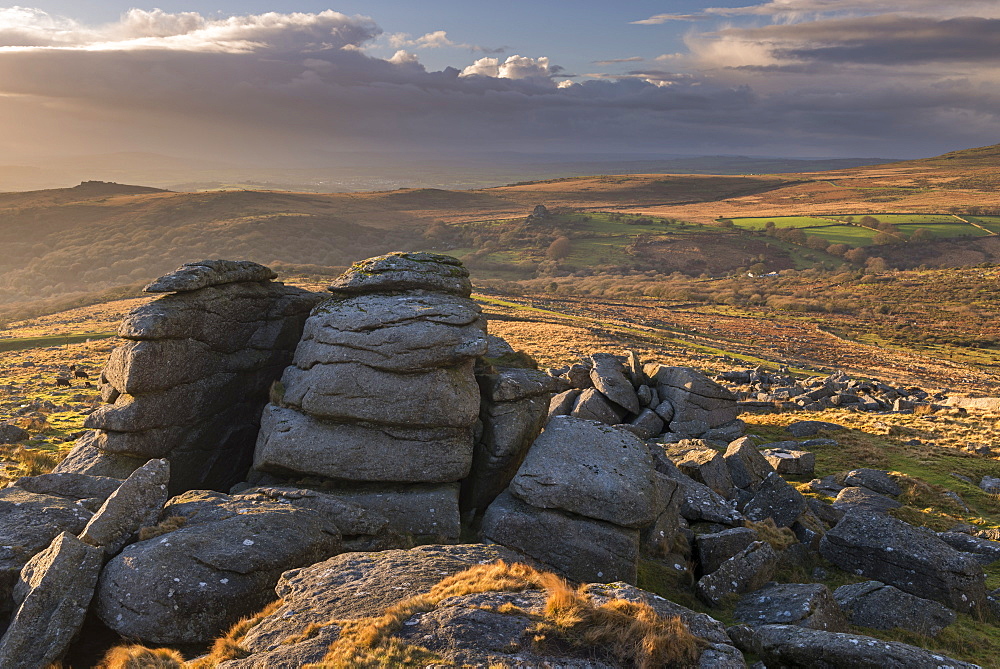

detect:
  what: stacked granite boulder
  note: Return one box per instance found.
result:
[547,352,744,442]
[481,415,668,584]
[252,253,488,543]
[462,346,567,515]
[55,260,319,492]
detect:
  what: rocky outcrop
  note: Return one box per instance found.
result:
[55,260,318,493]
[820,510,986,613]
[252,253,486,543]
[546,352,743,441]
[720,366,939,414]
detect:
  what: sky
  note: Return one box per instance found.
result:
[1,1,999,166]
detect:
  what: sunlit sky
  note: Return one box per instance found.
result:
[3,1,999,164]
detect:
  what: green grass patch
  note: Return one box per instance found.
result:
[966,216,1000,234]
[858,214,963,225]
[0,332,116,353]
[800,225,880,246]
[725,216,842,230]
[897,223,991,239]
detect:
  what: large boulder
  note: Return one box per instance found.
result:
[509,416,662,528]
[481,491,639,584]
[0,532,103,669]
[741,471,807,528]
[57,261,319,493]
[834,581,956,636]
[724,437,774,491]
[695,527,759,576]
[589,353,641,414]
[94,490,343,644]
[820,510,986,613]
[462,367,559,514]
[729,624,977,668]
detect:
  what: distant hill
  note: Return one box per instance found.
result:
[0,143,997,311]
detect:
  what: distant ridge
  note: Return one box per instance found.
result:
[71,181,169,196]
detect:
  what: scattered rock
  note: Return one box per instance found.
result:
[761,448,815,477]
[735,583,847,632]
[695,527,759,576]
[0,424,29,444]
[697,541,779,607]
[834,581,956,636]
[785,420,846,437]
[832,486,902,514]
[844,468,901,497]
[820,510,986,613]
[729,624,977,668]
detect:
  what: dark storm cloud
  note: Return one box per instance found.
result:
[0,8,998,160]
[735,16,1000,65]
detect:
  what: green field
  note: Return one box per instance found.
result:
[897,223,992,239]
[967,216,1000,234]
[801,225,880,246]
[855,213,961,225]
[724,216,840,229]
[0,332,116,353]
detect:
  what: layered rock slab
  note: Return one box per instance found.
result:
[252,253,486,543]
[57,261,318,493]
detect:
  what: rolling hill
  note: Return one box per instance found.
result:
[0,144,997,315]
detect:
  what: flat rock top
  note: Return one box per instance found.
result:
[328,252,472,297]
[144,260,277,293]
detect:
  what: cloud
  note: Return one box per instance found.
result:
[387,29,504,54]
[461,55,557,79]
[630,14,703,25]
[0,6,998,163]
[592,57,644,65]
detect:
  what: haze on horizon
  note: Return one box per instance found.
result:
[1,0,999,171]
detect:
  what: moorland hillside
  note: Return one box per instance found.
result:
[0,144,997,311]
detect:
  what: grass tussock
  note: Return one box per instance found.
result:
[303,561,703,668]
[97,645,186,669]
[534,578,703,669]
[745,518,798,551]
[188,598,285,667]
[9,446,61,477]
[138,515,188,541]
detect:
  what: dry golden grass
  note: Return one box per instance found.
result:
[304,560,703,669]
[188,599,285,667]
[138,515,188,542]
[96,645,186,669]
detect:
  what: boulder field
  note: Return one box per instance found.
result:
[0,254,990,668]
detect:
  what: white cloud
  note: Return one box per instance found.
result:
[462,55,555,80]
